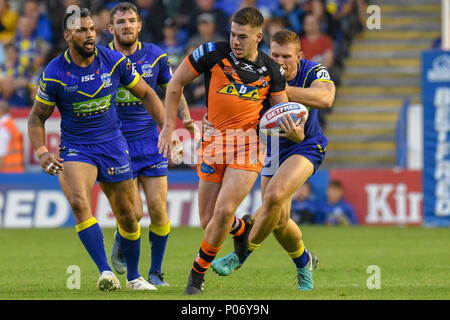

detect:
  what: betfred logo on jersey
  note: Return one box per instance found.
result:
[218,83,260,100]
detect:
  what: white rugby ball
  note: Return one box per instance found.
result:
[260,102,308,135]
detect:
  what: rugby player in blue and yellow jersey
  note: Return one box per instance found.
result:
[212,30,336,290]
[107,2,197,287]
[27,8,164,291]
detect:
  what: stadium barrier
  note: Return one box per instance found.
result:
[0,168,421,228]
[2,107,429,228]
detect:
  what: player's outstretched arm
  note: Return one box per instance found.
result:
[128,78,165,129]
[286,80,335,109]
[27,100,63,175]
[159,85,198,137]
[158,59,198,158]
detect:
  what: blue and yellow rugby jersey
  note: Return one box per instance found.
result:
[266,59,332,151]
[109,41,172,141]
[35,45,139,144]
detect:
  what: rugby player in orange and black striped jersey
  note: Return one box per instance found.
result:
[158,7,290,295]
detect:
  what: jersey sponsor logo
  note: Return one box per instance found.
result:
[200,163,215,174]
[192,45,205,63]
[258,76,269,88]
[241,63,256,73]
[81,74,95,82]
[315,66,331,80]
[150,160,169,169]
[229,52,239,65]
[217,82,260,101]
[115,87,141,104]
[107,163,131,176]
[72,94,111,116]
[65,148,79,157]
[126,58,132,71]
[64,85,79,92]
[206,42,215,53]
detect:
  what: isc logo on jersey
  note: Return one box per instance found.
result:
[218,83,260,101]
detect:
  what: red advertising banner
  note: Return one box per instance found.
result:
[329,169,423,225]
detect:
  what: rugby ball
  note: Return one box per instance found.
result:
[260,102,308,135]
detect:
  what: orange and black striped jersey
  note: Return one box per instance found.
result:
[186,41,286,133]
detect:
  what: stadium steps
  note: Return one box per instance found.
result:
[323,0,440,169]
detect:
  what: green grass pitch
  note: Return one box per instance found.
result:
[0,226,449,300]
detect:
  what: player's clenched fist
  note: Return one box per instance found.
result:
[38,152,64,176]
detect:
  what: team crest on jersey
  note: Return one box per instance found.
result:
[223,65,236,75]
[218,83,260,101]
[101,73,112,87]
[141,64,153,77]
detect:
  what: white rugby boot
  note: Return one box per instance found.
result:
[97,270,121,291]
[126,276,158,291]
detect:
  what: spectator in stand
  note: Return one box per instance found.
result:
[216,0,277,18]
[307,0,339,40]
[187,0,229,39]
[186,13,225,50]
[94,7,112,46]
[158,18,185,69]
[135,0,167,43]
[0,99,24,173]
[260,15,285,54]
[300,14,334,69]
[315,180,358,225]
[0,0,18,44]
[271,0,305,36]
[15,14,50,75]
[22,0,53,45]
[0,42,32,107]
[42,0,82,60]
[290,182,317,225]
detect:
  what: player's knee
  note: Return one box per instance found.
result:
[68,194,90,216]
[114,203,136,223]
[147,198,166,218]
[263,189,286,211]
[199,216,210,229]
[214,203,236,222]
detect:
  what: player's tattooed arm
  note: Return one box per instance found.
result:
[286,80,335,109]
[159,85,197,135]
[28,100,54,153]
[28,100,64,175]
